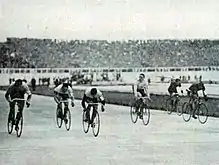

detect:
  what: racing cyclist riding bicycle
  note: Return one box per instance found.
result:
[54,80,75,123]
[187,81,207,119]
[132,73,150,119]
[168,78,182,108]
[81,87,105,126]
[5,79,32,131]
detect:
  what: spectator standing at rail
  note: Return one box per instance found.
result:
[31,78,36,91]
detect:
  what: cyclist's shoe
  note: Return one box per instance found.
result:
[64,116,68,124]
[15,125,19,131]
[91,123,95,128]
[192,115,197,119]
[65,119,68,124]
[83,118,89,122]
[139,113,143,119]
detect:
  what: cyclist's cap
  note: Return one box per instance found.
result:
[139,73,145,78]
[15,79,22,86]
[63,80,69,87]
[91,88,97,95]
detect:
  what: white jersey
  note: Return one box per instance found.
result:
[84,87,104,100]
[133,79,149,97]
[54,84,74,98]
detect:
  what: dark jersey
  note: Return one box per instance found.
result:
[189,83,205,94]
[168,82,181,94]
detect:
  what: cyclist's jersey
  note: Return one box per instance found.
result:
[134,80,148,97]
[189,83,205,94]
[84,87,104,101]
[5,82,31,99]
[54,84,74,98]
[168,81,181,94]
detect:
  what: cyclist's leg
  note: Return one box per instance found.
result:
[54,95,62,117]
[91,98,98,124]
[63,101,69,122]
[9,101,16,124]
[135,92,142,112]
[139,92,147,119]
[84,99,91,122]
[15,100,25,129]
[173,93,179,109]
[192,93,198,119]
[62,95,69,118]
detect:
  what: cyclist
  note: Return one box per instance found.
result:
[81,87,105,126]
[187,81,207,119]
[168,78,182,108]
[132,73,149,119]
[54,80,75,123]
[5,79,32,131]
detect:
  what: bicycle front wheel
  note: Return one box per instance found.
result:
[182,102,192,122]
[7,113,14,134]
[130,106,138,123]
[56,108,63,128]
[197,103,208,124]
[166,98,173,115]
[65,109,71,131]
[16,115,23,138]
[176,101,183,116]
[92,111,100,137]
[82,110,90,133]
[142,105,150,126]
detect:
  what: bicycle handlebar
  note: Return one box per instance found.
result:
[11,98,26,102]
[59,100,70,103]
[87,103,100,105]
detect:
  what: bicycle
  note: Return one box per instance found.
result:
[130,96,151,126]
[182,91,208,124]
[165,92,183,116]
[56,99,71,131]
[82,103,101,137]
[7,98,27,137]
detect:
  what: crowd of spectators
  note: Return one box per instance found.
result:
[1,38,219,68]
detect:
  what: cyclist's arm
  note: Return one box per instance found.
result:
[98,94,105,106]
[24,84,32,102]
[81,94,87,109]
[5,86,12,102]
[54,91,60,104]
[68,87,75,102]
[202,90,207,98]
[132,84,138,97]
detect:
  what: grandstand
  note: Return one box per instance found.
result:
[1,38,219,68]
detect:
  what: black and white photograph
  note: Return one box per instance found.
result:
[0,0,219,164]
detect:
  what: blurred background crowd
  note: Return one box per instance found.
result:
[1,38,219,69]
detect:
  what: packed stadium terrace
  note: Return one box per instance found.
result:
[0,38,219,68]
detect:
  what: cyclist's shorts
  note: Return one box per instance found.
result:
[59,93,70,100]
[85,97,98,104]
[137,89,147,97]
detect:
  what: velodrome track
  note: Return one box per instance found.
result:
[1,91,219,165]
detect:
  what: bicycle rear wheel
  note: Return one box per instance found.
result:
[7,113,14,134]
[176,101,183,116]
[130,106,138,123]
[142,105,150,126]
[197,103,208,124]
[92,109,100,137]
[82,110,90,133]
[65,109,71,131]
[16,115,23,137]
[166,98,173,115]
[56,108,63,128]
[182,102,192,122]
